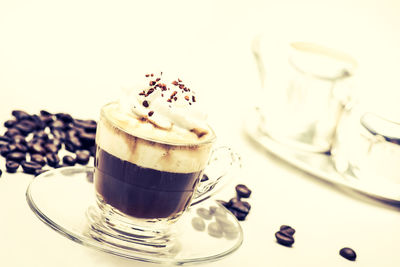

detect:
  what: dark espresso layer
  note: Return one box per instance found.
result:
[94,147,203,219]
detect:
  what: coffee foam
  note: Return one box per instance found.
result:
[96,104,214,173]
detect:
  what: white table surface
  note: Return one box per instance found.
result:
[1,0,400,266]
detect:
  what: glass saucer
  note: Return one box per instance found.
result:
[26,166,243,265]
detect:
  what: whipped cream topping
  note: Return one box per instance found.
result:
[118,72,210,140]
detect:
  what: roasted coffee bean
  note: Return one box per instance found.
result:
[74,119,97,133]
[12,110,30,121]
[31,154,46,166]
[339,247,357,261]
[56,113,73,123]
[44,143,58,154]
[56,164,69,168]
[76,150,90,165]
[6,151,26,163]
[280,225,295,236]
[79,132,96,147]
[4,119,17,128]
[0,140,8,147]
[8,143,28,153]
[229,209,247,221]
[21,160,42,174]
[29,143,46,155]
[15,121,35,135]
[6,160,19,173]
[12,135,27,145]
[50,120,65,130]
[0,135,11,143]
[68,137,82,150]
[33,131,48,141]
[40,110,52,117]
[5,128,21,137]
[47,138,62,150]
[66,129,79,140]
[40,115,53,125]
[216,200,230,208]
[46,153,60,167]
[0,146,10,157]
[34,169,48,177]
[29,115,45,130]
[63,155,76,166]
[230,200,251,214]
[65,142,76,153]
[51,129,66,140]
[235,184,252,198]
[275,231,295,247]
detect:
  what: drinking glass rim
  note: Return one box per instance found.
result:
[100,101,217,146]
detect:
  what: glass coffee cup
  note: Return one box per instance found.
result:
[88,101,239,253]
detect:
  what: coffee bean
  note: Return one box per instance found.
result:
[0,136,11,143]
[47,138,62,150]
[235,184,252,198]
[66,129,79,140]
[74,119,97,133]
[34,169,48,177]
[29,114,46,130]
[6,160,19,173]
[65,142,76,153]
[33,131,49,141]
[196,207,213,220]
[46,153,60,167]
[228,197,240,207]
[79,132,96,147]
[339,247,357,261]
[0,146,10,157]
[44,143,58,154]
[15,121,35,136]
[8,143,28,153]
[280,225,295,236]
[192,217,206,231]
[0,140,8,147]
[76,150,90,165]
[56,113,73,123]
[68,137,82,149]
[12,110,30,121]
[229,209,247,221]
[51,129,66,141]
[4,119,17,128]
[12,135,27,145]
[230,200,251,214]
[40,115,53,125]
[50,120,66,130]
[21,160,42,174]
[5,128,21,137]
[216,200,230,208]
[29,143,46,155]
[207,222,223,238]
[63,155,76,166]
[40,110,52,117]
[31,154,46,166]
[6,151,26,163]
[275,231,295,247]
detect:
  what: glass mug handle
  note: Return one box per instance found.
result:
[191,146,241,206]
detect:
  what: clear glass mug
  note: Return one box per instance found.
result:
[253,39,357,153]
[88,102,240,251]
[332,106,400,185]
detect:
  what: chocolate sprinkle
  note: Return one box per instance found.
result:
[142,100,149,108]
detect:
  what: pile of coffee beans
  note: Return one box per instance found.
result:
[275,225,296,247]
[218,184,252,221]
[0,109,97,176]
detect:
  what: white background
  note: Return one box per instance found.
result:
[1,0,400,266]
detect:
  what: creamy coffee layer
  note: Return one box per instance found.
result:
[96,103,214,173]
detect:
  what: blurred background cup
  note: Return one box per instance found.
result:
[332,105,400,185]
[253,39,357,153]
